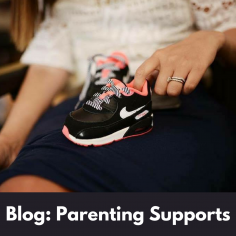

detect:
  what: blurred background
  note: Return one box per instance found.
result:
[0,0,18,127]
[0,0,20,66]
[0,0,236,129]
[0,0,79,128]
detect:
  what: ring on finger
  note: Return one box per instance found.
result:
[167,76,186,84]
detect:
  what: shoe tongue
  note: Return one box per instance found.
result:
[83,78,126,114]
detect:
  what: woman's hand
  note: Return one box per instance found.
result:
[0,135,20,170]
[134,31,225,95]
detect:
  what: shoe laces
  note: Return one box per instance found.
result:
[85,79,130,111]
[74,54,126,109]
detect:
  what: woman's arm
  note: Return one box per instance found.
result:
[133,29,236,94]
[218,28,236,65]
[0,65,69,169]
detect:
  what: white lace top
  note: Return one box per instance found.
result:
[21,0,236,82]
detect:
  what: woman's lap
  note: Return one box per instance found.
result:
[0,85,235,191]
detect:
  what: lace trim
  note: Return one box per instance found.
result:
[85,79,130,110]
[74,54,126,109]
[191,0,235,12]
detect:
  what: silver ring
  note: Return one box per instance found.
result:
[167,77,186,84]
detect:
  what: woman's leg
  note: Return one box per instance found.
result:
[0,175,71,192]
[0,88,235,192]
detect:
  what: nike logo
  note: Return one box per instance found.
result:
[120,106,145,119]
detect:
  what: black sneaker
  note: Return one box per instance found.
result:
[75,52,129,109]
[63,79,153,147]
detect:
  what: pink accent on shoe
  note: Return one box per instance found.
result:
[98,79,134,100]
[119,90,134,96]
[127,80,148,96]
[111,51,129,65]
[62,125,69,137]
[62,126,89,147]
[99,91,115,100]
[101,69,110,79]
[112,78,125,87]
[96,51,129,80]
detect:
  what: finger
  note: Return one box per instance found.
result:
[134,55,160,91]
[167,69,190,96]
[146,70,159,86]
[183,66,206,95]
[154,67,174,95]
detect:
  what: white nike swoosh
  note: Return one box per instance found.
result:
[120,105,145,119]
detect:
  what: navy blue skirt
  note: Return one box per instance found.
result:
[0,85,235,191]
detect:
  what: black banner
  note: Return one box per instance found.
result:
[0,193,235,236]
